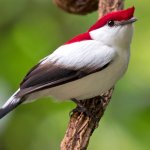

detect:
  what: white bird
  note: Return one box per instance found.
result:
[0,7,137,119]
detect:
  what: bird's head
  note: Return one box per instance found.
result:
[89,7,137,48]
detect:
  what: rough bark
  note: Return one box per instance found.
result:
[59,0,124,150]
[53,0,98,15]
[60,89,114,150]
[98,0,124,18]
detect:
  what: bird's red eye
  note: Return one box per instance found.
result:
[108,20,115,27]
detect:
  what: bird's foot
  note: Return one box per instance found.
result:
[70,98,92,117]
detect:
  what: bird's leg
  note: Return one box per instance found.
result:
[70,98,91,117]
[71,98,85,109]
[99,95,105,102]
[70,95,106,118]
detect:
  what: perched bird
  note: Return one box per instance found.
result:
[0,7,137,119]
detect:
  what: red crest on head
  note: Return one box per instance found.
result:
[65,7,135,45]
[89,7,135,31]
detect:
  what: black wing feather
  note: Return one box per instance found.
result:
[18,61,111,97]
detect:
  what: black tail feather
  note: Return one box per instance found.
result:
[0,96,24,119]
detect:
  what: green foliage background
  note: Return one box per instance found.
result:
[0,0,149,150]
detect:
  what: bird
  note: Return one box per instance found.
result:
[0,7,137,119]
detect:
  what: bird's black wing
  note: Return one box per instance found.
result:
[18,61,111,97]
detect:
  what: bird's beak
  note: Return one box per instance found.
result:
[119,17,137,26]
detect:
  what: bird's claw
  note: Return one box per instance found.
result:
[69,105,92,117]
[70,98,92,117]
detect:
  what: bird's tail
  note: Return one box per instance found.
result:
[0,90,24,119]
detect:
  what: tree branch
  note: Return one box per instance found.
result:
[53,0,98,15]
[60,89,114,150]
[98,0,124,18]
[58,0,124,149]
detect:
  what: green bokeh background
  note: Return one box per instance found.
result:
[0,0,149,150]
